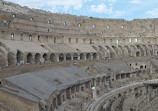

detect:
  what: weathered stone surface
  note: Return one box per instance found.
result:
[0,0,158,111]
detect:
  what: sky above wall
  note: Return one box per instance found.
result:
[5,0,158,20]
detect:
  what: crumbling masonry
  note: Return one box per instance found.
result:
[0,0,158,111]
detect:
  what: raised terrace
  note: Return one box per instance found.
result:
[0,0,158,111]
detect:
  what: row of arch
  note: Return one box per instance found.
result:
[93,44,158,59]
[7,51,98,66]
[4,44,158,66]
[49,70,145,110]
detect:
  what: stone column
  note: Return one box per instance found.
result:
[56,53,59,62]
[92,87,97,100]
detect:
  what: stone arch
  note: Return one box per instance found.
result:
[80,53,85,60]
[118,93,122,98]
[59,53,64,61]
[124,46,131,56]
[102,47,110,59]
[50,53,55,62]
[142,45,150,56]
[35,53,41,64]
[7,52,15,66]
[27,53,33,63]
[93,53,97,60]
[130,45,139,57]
[148,45,153,56]
[118,45,125,57]
[105,46,116,58]
[43,53,48,62]
[130,108,134,111]
[98,46,106,54]
[66,53,71,61]
[113,96,117,100]
[86,53,91,60]
[16,50,23,64]
[124,91,127,96]
[73,53,78,60]
[111,46,122,56]
[97,46,108,59]
[136,51,140,57]
[134,87,138,92]
[136,45,145,56]
[92,46,99,51]
[140,65,143,69]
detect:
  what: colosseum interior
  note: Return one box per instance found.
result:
[0,0,158,111]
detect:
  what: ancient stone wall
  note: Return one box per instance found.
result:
[0,1,158,111]
[0,0,158,45]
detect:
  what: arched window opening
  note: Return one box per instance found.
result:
[129,38,132,42]
[93,53,97,60]
[38,35,40,41]
[35,53,41,64]
[86,53,91,60]
[121,25,124,29]
[27,53,32,64]
[64,22,66,26]
[59,53,64,61]
[43,53,48,62]
[116,39,119,44]
[78,23,81,28]
[29,35,32,41]
[12,14,15,18]
[136,52,140,57]
[50,53,55,63]
[118,93,122,97]
[16,51,23,65]
[30,18,33,21]
[11,33,14,40]
[73,53,78,60]
[80,53,84,60]
[140,65,143,69]
[134,88,138,91]
[66,53,71,61]
[107,25,110,29]
[135,39,138,43]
